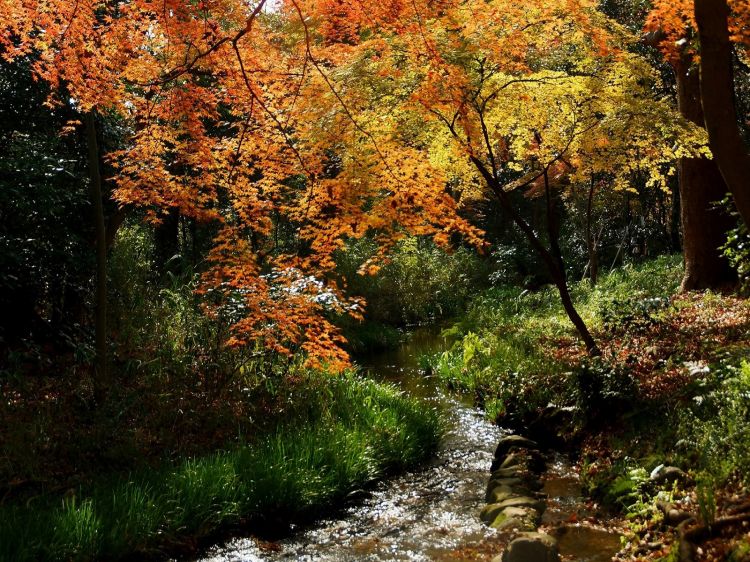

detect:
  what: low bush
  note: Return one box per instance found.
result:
[678,361,750,484]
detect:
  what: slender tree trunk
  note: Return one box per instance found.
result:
[543,170,601,355]
[674,56,736,290]
[471,156,600,355]
[695,0,750,227]
[585,177,599,286]
[154,207,180,278]
[85,112,108,403]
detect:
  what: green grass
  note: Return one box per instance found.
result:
[427,255,683,418]
[0,374,442,562]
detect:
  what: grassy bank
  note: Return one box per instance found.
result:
[428,255,683,420]
[0,374,441,562]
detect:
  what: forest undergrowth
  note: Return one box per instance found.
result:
[0,225,445,562]
[429,256,750,560]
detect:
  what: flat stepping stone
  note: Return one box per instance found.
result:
[494,436,539,460]
[499,532,559,562]
[494,496,546,513]
[490,506,540,532]
[485,483,517,503]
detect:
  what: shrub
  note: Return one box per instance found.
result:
[336,236,489,326]
[679,362,750,484]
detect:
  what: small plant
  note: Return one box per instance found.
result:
[569,357,638,424]
[721,197,750,295]
[679,361,750,484]
[600,296,672,333]
[696,472,717,529]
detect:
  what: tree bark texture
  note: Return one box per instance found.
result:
[585,178,599,285]
[85,112,108,402]
[674,56,736,290]
[695,0,750,227]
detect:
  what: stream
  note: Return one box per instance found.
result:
[197,327,623,561]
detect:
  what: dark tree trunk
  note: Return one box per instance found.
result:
[470,157,600,356]
[154,207,181,277]
[695,0,750,228]
[585,177,599,286]
[670,178,682,253]
[674,56,736,290]
[85,112,108,403]
[543,170,601,355]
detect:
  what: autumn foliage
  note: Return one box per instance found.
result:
[646,0,750,60]
[0,0,709,364]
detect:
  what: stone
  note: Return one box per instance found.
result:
[493,495,546,513]
[490,506,540,531]
[487,477,525,489]
[494,436,539,460]
[650,465,691,486]
[492,467,521,479]
[481,502,508,524]
[481,497,544,525]
[486,485,517,504]
[491,452,522,473]
[501,532,559,562]
[488,488,518,504]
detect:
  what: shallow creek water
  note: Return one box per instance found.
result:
[197,327,623,562]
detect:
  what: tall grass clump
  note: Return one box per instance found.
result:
[0,374,441,562]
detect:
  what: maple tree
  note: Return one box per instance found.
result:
[0,0,483,371]
[298,0,708,354]
[0,0,709,362]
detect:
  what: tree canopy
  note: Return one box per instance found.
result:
[0,0,726,362]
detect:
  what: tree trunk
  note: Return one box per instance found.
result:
[674,56,736,290]
[154,207,181,278]
[670,178,682,253]
[471,156,600,355]
[695,0,750,228]
[85,112,108,403]
[585,178,599,286]
[544,170,601,355]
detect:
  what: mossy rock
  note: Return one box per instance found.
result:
[490,506,540,532]
[501,532,559,562]
[487,487,520,504]
[493,495,546,513]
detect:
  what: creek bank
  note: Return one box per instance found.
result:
[0,375,440,562]
[482,432,625,562]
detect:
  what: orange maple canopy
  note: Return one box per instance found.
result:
[0,0,486,369]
